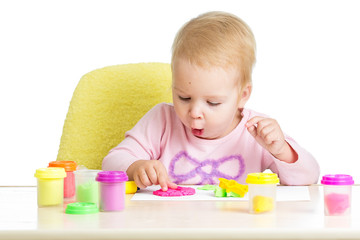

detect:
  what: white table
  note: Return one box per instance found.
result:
[1,186,360,240]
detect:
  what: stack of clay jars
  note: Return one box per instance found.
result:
[34,162,130,213]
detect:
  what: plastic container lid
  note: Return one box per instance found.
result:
[74,169,101,177]
[96,171,128,183]
[48,161,77,172]
[65,202,99,214]
[34,167,66,179]
[321,174,354,185]
[246,173,279,184]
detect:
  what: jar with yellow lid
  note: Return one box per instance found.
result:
[34,167,66,207]
[246,173,279,214]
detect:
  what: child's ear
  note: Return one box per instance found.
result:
[238,83,252,108]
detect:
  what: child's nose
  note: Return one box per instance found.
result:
[189,103,203,119]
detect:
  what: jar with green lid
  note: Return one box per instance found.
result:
[246,173,279,214]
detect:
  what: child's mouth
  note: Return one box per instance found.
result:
[192,128,204,137]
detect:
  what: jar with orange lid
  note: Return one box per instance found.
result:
[48,161,77,198]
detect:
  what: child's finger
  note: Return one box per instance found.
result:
[153,161,173,191]
[134,174,147,189]
[158,174,168,191]
[146,167,159,185]
[245,116,265,128]
[167,181,178,189]
[155,166,169,191]
[247,125,257,138]
[138,171,152,187]
[258,125,275,143]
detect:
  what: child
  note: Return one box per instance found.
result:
[102,11,320,191]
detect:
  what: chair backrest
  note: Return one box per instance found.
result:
[57,62,172,169]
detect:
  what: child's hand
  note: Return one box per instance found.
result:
[126,160,178,191]
[245,116,297,163]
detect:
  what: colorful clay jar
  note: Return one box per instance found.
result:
[74,169,100,205]
[34,167,66,207]
[96,171,128,211]
[48,161,77,199]
[321,174,354,216]
[246,173,279,214]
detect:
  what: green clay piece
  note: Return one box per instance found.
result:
[76,181,99,204]
[214,186,227,197]
[197,184,217,190]
[228,191,241,198]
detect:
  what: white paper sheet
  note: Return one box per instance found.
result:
[131,185,310,201]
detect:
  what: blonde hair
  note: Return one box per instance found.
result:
[171,11,256,88]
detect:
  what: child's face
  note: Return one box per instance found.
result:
[172,59,250,139]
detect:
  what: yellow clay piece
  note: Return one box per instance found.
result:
[252,195,274,213]
[218,178,248,197]
[230,184,248,197]
[218,178,229,190]
[126,181,138,194]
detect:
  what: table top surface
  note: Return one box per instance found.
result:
[1,185,360,240]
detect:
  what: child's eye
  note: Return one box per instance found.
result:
[179,96,190,101]
[207,101,221,106]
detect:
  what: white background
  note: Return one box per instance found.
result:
[1,0,359,186]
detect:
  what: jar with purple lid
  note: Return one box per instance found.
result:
[321,174,354,216]
[96,171,128,211]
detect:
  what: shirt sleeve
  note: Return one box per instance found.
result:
[264,135,320,185]
[102,103,167,171]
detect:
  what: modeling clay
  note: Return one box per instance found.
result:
[153,186,195,197]
[126,181,138,194]
[324,193,350,215]
[214,186,227,197]
[252,195,274,213]
[76,181,99,204]
[218,178,248,197]
[227,191,241,198]
[197,185,216,190]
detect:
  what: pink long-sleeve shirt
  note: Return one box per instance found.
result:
[102,103,319,185]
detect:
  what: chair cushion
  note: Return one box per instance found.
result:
[57,62,172,169]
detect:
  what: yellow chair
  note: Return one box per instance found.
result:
[57,62,172,169]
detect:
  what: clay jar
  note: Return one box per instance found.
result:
[96,171,128,211]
